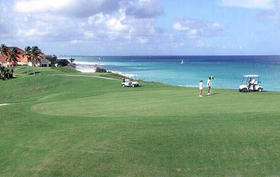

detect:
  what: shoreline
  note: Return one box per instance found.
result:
[73,64,219,89]
[73,61,135,79]
[70,59,277,91]
[71,64,263,90]
[72,63,216,89]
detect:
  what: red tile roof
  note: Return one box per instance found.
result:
[0,47,45,63]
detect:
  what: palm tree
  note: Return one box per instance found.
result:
[69,58,75,63]
[30,46,41,67]
[0,44,8,57]
[7,47,19,64]
[24,46,32,75]
[29,46,42,75]
[24,46,32,63]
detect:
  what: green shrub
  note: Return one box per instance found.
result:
[45,55,57,66]
[0,67,14,80]
[96,67,107,73]
[57,59,70,67]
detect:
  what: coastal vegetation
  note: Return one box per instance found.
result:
[0,44,8,57]
[1,66,280,177]
[7,47,19,63]
[0,66,14,80]
[56,59,70,67]
[45,55,58,67]
[96,67,107,73]
[69,58,75,63]
[24,46,42,67]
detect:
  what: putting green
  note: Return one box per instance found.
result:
[32,89,279,118]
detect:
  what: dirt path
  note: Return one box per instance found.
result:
[54,74,119,81]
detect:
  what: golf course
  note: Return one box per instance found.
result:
[1,66,280,177]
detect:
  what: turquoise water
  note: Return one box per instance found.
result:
[66,56,280,91]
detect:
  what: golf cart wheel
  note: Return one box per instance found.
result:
[132,85,135,88]
[258,88,263,92]
[122,85,125,87]
[241,88,247,92]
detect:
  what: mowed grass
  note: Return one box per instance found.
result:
[1,67,280,177]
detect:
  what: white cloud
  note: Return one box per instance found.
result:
[70,40,81,44]
[0,0,217,55]
[173,23,189,31]
[84,31,95,38]
[88,13,105,25]
[15,0,71,13]
[257,0,280,20]
[138,37,148,44]
[125,0,163,18]
[17,28,48,37]
[220,0,275,9]
[85,9,161,42]
[1,0,164,45]
[173,17,223,39]
[106,10,128,32]
[14,0,162,18]
[14,0,121,17]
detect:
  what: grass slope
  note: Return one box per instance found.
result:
[1,66,280,177]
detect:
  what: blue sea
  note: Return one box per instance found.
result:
[64,56,280,91]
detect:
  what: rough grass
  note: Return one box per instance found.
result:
[1,66,280,177]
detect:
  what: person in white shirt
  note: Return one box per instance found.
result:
[199,80,203,97]
[207,77,212,96]
[248,78,255,90]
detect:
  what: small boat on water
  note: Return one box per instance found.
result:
[181,59,184,64]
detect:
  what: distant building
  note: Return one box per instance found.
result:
[39,57,51,67]
[0,47,46,66]
[0,47,26,64]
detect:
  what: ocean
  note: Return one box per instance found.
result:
[63,56,280,91]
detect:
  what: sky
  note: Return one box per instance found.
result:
[0,0,280,56]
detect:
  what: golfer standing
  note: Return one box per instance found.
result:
[207,77,212,95]
[199,80,203,97]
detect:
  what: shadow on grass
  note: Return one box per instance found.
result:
[29,72,41,75]
[210,92,221,96]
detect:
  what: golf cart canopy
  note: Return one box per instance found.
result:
[243,75,259,78]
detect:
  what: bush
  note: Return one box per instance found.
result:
[96,67,107,73]
[69,58,75,63]
[45,55,57,66]
[0,67,14,80]
[57,59,70,67]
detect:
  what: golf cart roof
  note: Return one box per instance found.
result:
[243,75,259,78]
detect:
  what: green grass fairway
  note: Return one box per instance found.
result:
[1,66,280,177]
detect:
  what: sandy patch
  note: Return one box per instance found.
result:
[0,103,9,106]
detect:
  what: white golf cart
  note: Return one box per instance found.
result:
[122,79,139,88]
[239,75,263,92]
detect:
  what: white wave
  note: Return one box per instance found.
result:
[74,61,105,73]
[73,60,134,77]
[110,70,135,78]
[74,61,104,66]
[75,66,96,73]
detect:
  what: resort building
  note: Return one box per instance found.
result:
[0,47,27,64]
[0,47,46,66]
